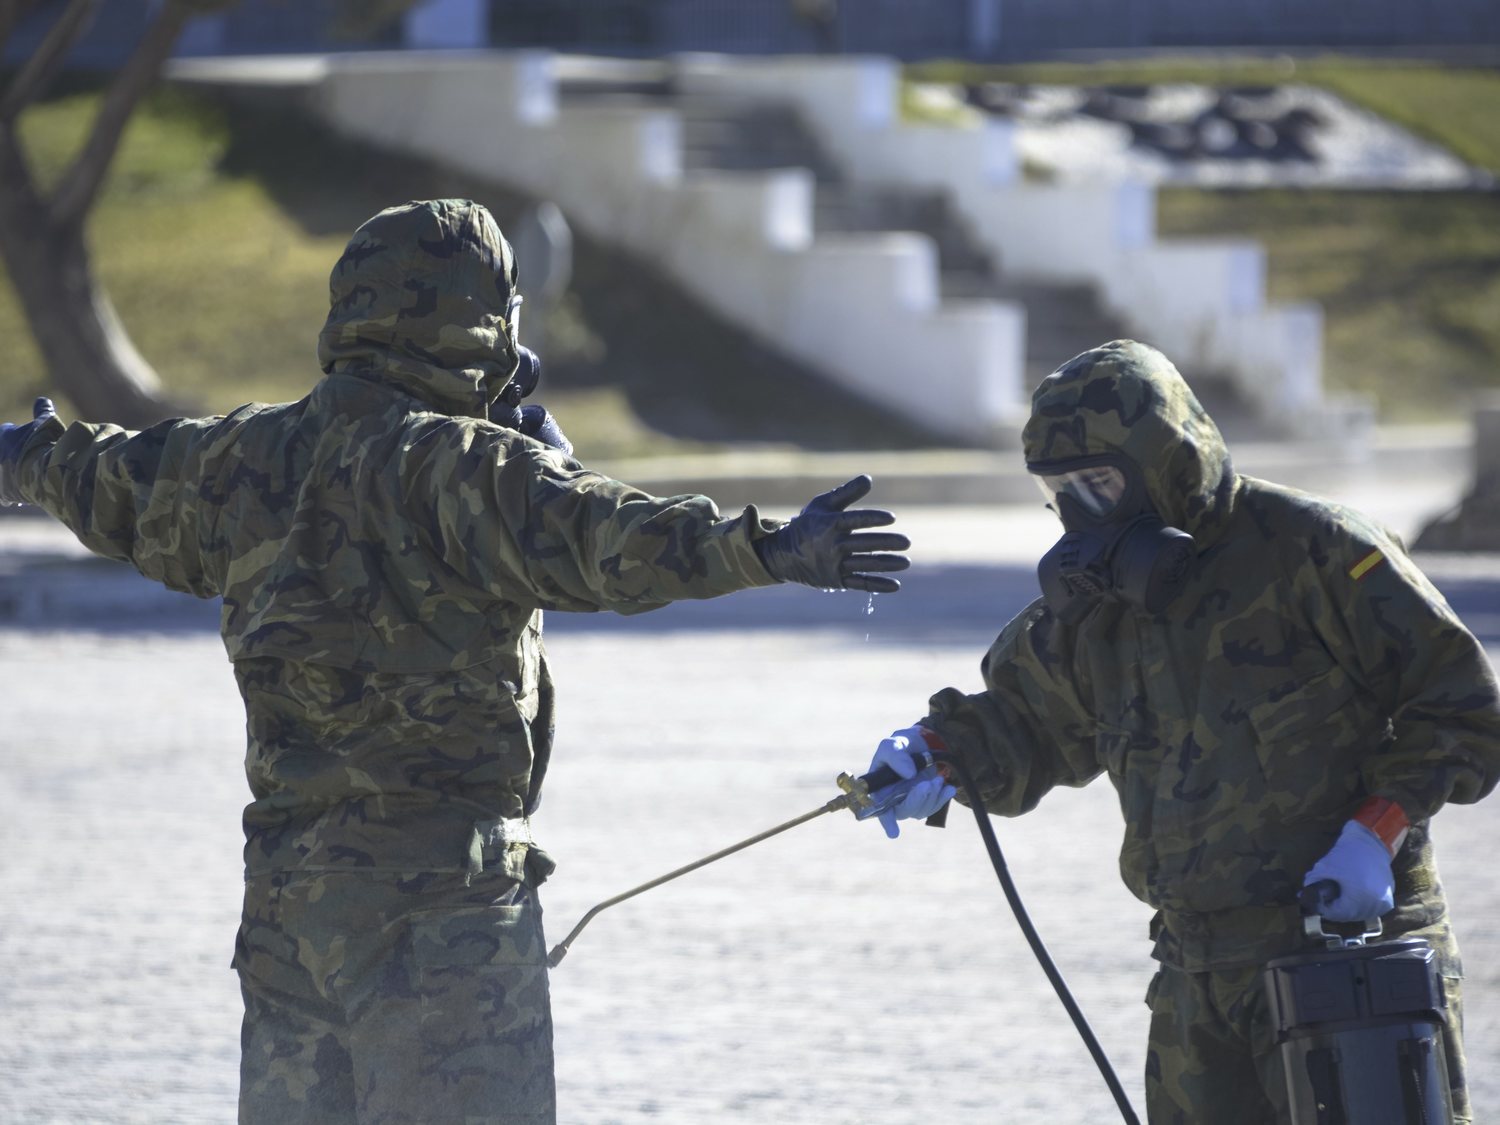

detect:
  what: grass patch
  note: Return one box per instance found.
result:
[907,56,1500,176]
[1158,188,1500,421]
[1,87,344,421]
[1311,65,1500,176]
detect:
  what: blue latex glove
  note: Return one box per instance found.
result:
[1301,820,1396,922]
[868,725,956,839]
[0,397,59,506]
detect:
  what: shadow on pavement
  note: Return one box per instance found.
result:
[3,557,1497,649]
[546,563,1037,645]
[0,559,1034,645]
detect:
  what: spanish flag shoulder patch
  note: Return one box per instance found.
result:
[1348,547,1386,582]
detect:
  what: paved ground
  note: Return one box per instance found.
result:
[1,472,1497,1123]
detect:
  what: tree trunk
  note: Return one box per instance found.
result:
[1,0,418,428]
[0,130,186,427]
[0,0,192,429]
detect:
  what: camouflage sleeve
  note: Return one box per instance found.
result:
[1297,509,1500,819]
[926,599,1102,816]
[430,437,782,614]
[13,415,223,598]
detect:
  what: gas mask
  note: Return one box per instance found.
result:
[486,294,573,455]
[1031,454,1195,623]
[490,294,542,424]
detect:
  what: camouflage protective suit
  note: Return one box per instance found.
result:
[7,200,787,1124]
[922,341,1500,1123]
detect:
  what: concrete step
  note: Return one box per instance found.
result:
[553,56,674,102]
[678,103,843,181]
[812,187,994,275]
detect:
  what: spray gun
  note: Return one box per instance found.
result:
[836,747,941,826]
[545,750,941,967]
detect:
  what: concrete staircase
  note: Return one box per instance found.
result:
[555,66,1132,392]
[672,95,1133,390]
[558,61,1327,446]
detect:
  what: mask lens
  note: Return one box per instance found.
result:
[1036,466,1127,518]
[1032,472,1059,511]
[506,294,524,349]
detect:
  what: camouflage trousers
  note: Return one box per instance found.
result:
[234,868,555,1124]
[1143,959,1469,1124]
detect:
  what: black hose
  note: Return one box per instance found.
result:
[933,751,1142,1125]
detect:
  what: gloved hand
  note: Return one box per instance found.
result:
[1301,820,1396,922]
[753,476,909,593]
[868,725,956,839]
[0,397,59,506]
[518,404,573,456]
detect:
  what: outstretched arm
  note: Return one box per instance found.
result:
[0,397,221,598]
[426,422,908,615]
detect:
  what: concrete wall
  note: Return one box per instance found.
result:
[15,0,1500,75]
[296,51,1028,444]
[405,0,488,50]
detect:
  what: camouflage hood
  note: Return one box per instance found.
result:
[316,199,521,419]
[1022,339,1237,539]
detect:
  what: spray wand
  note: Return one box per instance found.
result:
[544,750,937,967]
[544,750,1141,1123]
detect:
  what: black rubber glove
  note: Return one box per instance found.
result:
[0,397,58,506]
[518,404,573,456]
[754,475,910,593]
[489,346,570,453]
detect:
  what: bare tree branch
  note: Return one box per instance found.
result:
[0,0,100,124]
[48,0,191,229]
[0,0,48,55]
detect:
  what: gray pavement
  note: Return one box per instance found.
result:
[2,453,1498,1123]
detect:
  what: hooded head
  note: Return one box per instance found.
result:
[317,199,522,418]
[1022,339,1236,540]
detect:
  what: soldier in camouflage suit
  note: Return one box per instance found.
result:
[0,198,909,1124]
[868,340,1500,1123]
